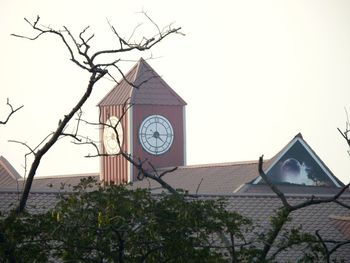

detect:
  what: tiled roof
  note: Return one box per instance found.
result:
[330,215,350,239]
[0,159,264,196]
[0,190,349,262]
[98,58,186,106]
[0,170,99,192]
[221,194,350,262]
[129,160,268,194]
[0,190,60,215]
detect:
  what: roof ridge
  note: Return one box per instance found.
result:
[159,160,261,170]
[329,215,350,221]
[18,172,99,180]
[129,58,143,102]
[0,188,72,194]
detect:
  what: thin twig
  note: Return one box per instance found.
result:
[0,99,23,125]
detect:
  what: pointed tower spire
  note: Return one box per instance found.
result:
[98,58,186,185]
[98,58,186,106]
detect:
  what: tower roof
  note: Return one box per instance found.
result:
[98,58,186,106]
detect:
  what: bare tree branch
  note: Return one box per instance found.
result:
[159,167,178,178]
[12,16,92,71]
[0,98,23,125]
[258,155,292,210]
[90,12,182,62]
[337,108,350,156]
[315,229,350,262]
[75,132,180,196]
[316,230,331,263]
[63,96,180,196]
[337,127,350,148]
[259,156,350,212]
[121,152,179,195]
[16,72,104,214]
[195,177,204,195]
[291,182,350,211]
[8,140,36,156]
[140,10,162,37]
[127,22,143,43]
[334,199,350,209]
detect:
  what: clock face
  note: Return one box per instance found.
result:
[139,115,174,155]
[103,116,123,154]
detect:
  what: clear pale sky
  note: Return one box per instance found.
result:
[1,0,350,183]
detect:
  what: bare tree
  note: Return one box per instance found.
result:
[7,15,350,262]
[10,14,181,214]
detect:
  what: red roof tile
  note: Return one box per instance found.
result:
[130,161,264,194]
[330,215,350,239]
[98,58,186,106]
[0,156,21,188]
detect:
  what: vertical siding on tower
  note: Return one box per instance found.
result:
[100,105,130,184]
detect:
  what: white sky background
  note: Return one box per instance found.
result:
[1,0,350,183]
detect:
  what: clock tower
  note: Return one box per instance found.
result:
[98,58,186,184]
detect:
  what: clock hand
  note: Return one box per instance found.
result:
[152,131,161,139]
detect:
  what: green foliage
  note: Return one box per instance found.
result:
[0,179,254,262]
[0,210,55,262]
[0,179,346,262]
[270,224,324,262]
